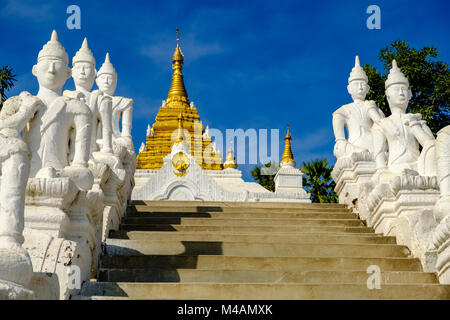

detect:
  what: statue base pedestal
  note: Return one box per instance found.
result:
[367,173,440,271]
[0,279,34,300]
[23,228,91,300]
[332,152,376,207]
[430,216,450,284]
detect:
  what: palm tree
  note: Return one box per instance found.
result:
[0,65,17,109]
[301,158,338,203]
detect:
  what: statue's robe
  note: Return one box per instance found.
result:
[111,96,133,149]
[64,89,109,155]
[24,96,92,177]
[333,101,382,154]
[374,113,422,173]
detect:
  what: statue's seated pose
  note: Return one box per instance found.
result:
[95,53,134,152]
[24,30,93,190]
[332,56,385,159]
[372,60,436,177]
[64,38,113,157]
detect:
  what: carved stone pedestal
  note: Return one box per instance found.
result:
[23,177,96,299]
[102,167,126,240]
[430,216,450,283]
[331,152,376,209]
[0,240,34,300]
[367,173,440,271]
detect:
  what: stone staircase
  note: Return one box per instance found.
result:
[76,201,450,299]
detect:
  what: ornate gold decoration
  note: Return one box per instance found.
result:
[280,124,296,166]
[176,113,184,143]
[172,151,190,176]
[224,146,238,169]
[136,29,223,170]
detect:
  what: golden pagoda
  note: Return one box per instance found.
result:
[280,125,296,167]
[136,29,223,170]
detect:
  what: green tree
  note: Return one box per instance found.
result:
[363,40,449,134]
[301,158,337,203]
[0,65,17,109]
[251,161,278,192]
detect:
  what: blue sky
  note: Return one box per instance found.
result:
[1,0,449,181]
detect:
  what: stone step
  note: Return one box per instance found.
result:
[97,268,438,284]
[126,210,357,219]
[123,217,364,227]
[100,255,423,272]
[79,282,450,299]
[118,224,374,233]
[105,240,410,258]
[108,231,397,244]
[130,200,347,210]
[129,206,351,215]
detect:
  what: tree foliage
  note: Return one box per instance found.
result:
[301,158,337,203]
[251,161,278,192]
[363,40,449,134]
[0,65,17,109]
[251,159,338,203]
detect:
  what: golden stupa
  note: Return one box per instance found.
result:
[280,125,296,166]
[136,29,223,170]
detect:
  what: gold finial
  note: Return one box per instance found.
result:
[172,28,183,63]
[280,125,295,167]
[167,28,189,105]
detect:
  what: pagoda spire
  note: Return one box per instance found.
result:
[167,29,189,106]
[280,124,296,167]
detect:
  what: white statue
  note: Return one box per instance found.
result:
[434,125,450,222]
[96,53,134,151]
[190,101,194,108]
[146,124,152,137]
[332,56,385,158]
[0,92,42,299]
[139,142,145,152]
[430,125,450,283]
[203,125,210,139]
[25,30,93,191]
[372,60,436,176]
[64,38,113,155]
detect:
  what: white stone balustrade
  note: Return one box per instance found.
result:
[333,58,449,282]
[0,30,136,299]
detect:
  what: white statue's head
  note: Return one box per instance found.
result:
[385,60,411,112]
[72,38,96,91]
[96,53,117,96]
[347,56,369,101]
[32,30,71,91]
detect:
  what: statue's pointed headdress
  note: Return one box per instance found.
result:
[72,38,96,67]
[37,30,69,65]
[385,59,409,89]
[97,52,117,77]
[348,55,368,83]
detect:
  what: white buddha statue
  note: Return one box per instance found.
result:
[332,56,385,159]
[372,60,436,176]
[64,38,113,156]
[95,53,134,151]
[25,30,93,190]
